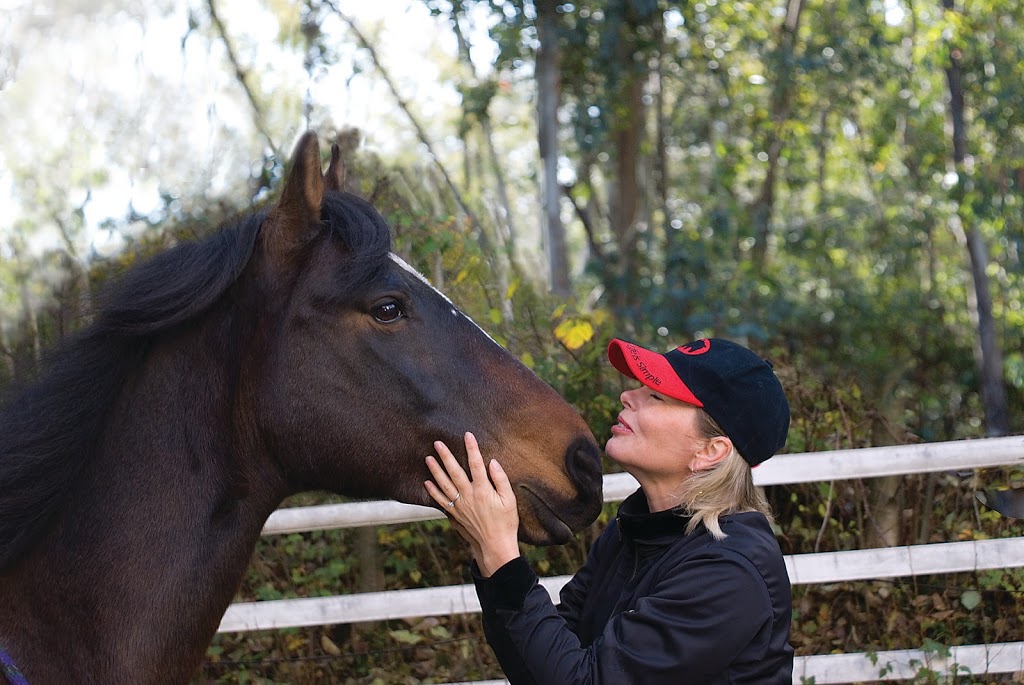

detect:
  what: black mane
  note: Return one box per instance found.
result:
[0,191,392,569]
[320,191,393,287]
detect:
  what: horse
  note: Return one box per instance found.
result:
[0,132,603,684]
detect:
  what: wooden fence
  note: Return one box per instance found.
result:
[218,436,1024,683]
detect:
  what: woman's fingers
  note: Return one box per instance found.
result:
[423,477,449,508]
[425,455,457,496]
[425,434,517,515]
[489,459,515,500]
[429,434,492,492]
[424,475,462,510]
[464,432,488,483]
[422,435,522,577]
[433,439,471,489]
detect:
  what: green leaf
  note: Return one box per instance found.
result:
[389,629,424,645]
[921,638,950,657]
[960,589,982,610]
[429,625,452,639]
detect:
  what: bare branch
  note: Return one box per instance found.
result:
[324,1,488,253]
[206,0,282,160]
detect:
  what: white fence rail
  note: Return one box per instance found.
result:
[448,642,1024,685]
[260,436,1024,534]
[220,537,1024,630]
[222,436,1024,683]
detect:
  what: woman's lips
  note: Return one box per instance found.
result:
[611,414,632,434]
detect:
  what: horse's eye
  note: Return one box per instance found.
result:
[371,300,404,323]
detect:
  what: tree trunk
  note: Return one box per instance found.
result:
[54,215,91,332]
[535,0,570,297]
[815,107,829,217]
[481,115,520,264]
[19,274,40,367]
[653,15,672,258]
[866,370,910,548]
[605,10,647,316]
[942,0,1009,436]
[0,327,14,382]
[751,0,804,271]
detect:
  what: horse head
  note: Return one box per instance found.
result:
[246,132,603,543]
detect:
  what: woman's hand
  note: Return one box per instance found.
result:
[424,432,521,576]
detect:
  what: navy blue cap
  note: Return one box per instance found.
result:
[607,338,790,466]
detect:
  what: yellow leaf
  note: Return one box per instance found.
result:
[520,352,535,368]
[320,634,342,656]
[551,303,567,320]
[505,278,520,300]
[489,308,502,325]
[555,319,595,350]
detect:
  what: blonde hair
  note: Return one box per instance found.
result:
[674,409,774,540]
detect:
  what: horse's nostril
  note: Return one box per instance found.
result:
[552,437,603,532]
[566,438,603,493]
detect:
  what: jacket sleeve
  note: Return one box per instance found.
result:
[472,524,616,685]
[475,546,775,685]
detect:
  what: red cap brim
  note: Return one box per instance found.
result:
[607,339,703,407]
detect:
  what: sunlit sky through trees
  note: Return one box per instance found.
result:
[0,0,499,258]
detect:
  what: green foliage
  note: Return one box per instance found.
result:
[4,1,1024,681]
[192,159,1023,681]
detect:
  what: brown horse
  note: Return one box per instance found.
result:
[0,132,603,684]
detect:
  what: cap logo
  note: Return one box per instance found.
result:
[678,339,711,355]
[627,344,662,386]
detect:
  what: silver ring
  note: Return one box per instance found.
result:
[448,492,461,507]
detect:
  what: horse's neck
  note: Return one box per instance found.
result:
[2,335,287,684]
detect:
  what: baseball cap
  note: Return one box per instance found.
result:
[607,338,790,466]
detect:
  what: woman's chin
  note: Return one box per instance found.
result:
[603,435,626,462]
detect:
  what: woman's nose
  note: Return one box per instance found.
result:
[620,388,638,408]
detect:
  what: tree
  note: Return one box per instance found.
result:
[940,0,1010,437]
[536,0,571,296]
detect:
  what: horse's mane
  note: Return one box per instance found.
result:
[320,192,393,288]
[0,191,392,570]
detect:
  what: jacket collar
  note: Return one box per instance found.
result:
[616,489,693,543]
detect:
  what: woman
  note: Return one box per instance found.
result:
[425,337,793,685]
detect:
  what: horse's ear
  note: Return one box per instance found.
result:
[264,131,324,254]
[324,143,346,192]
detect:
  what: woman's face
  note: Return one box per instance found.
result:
[606,385,707,481]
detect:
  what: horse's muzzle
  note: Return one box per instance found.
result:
[563,436,604,528]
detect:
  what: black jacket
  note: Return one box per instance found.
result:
[472,489,793,684]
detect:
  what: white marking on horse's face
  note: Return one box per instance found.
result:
[389,253,501,347]
[390,253,454,305]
